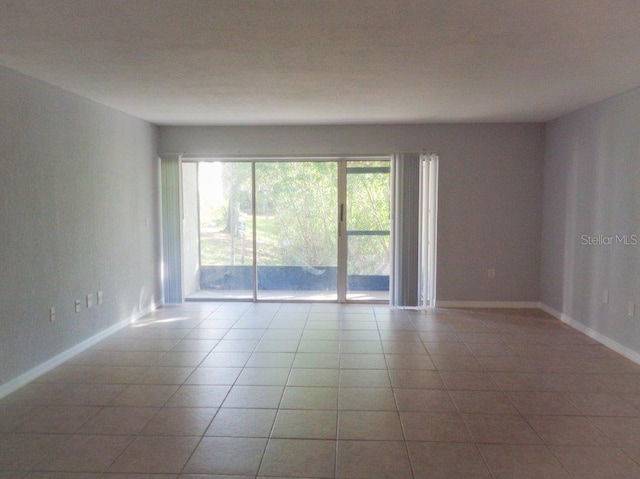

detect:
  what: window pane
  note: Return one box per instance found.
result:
[197,162,254,299]
[346,160,390,301]
[255,161,337,301]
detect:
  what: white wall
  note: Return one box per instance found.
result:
[0,65,161,387]
[160,123,545,303]
[541,87,640,358]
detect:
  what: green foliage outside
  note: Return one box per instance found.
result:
[198,160,390,275]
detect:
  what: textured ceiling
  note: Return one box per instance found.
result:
[1,0,640,125]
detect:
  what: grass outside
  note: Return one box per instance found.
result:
[200,213,388,274]
[200,214,283,266]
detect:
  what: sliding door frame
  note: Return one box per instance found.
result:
[180,155,391,303]
[337,160,348,303]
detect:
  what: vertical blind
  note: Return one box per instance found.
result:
[160,155,183,304]
[390,153,421,307]
[391,153,438,307]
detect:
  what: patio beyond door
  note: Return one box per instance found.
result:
[186,158,390,302]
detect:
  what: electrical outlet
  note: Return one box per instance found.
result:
[487,268,496,279]
[49,307,56,322]
[86,293,93,309]
[97,291,103,305]
[75,300,82,313]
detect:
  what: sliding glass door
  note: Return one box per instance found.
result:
[193,162,254,299]
[183,157,390,302]
[255,161,338,300]
[344,160,391,301]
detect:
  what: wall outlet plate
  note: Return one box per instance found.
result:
[97,291,103,305]
[49,307,56,322]
[86,293,93,309]
[75,300,82,313]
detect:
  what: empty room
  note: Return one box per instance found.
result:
[1,1,640,478]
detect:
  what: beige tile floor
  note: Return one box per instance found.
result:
[2,303,640,478]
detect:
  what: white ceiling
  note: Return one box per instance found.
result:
[2,0,640,125]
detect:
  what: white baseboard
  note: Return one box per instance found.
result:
[0,302,160,401]
[539,302,640,367]
[432,300,640,367]
[434,300,541,309]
